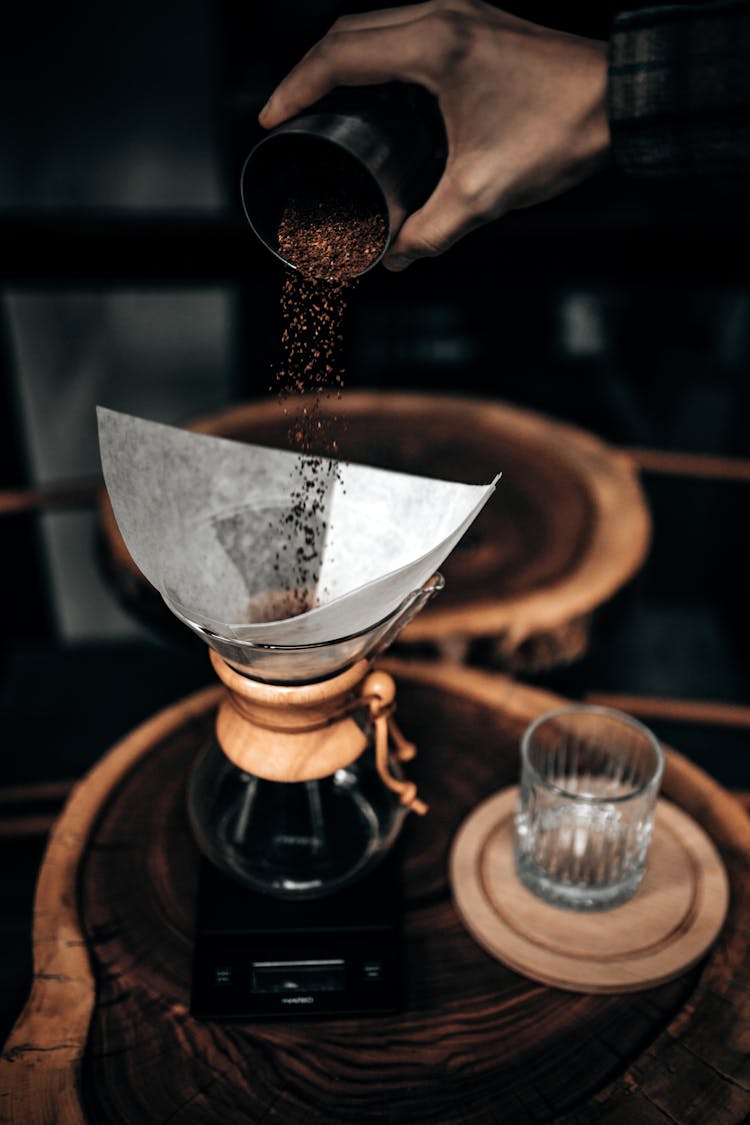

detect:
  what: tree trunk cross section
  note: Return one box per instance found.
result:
[2,662,748,1123]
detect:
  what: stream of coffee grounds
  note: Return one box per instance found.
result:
[265,192,386,619]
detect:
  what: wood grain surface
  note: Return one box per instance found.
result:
[451,788,730,994]
[2,661,748,1124]
[97,393,651,672]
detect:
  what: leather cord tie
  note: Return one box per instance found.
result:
[361,671,428,816]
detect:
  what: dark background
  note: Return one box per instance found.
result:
[1,0,749,1043]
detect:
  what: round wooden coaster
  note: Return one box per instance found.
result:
[450,786,730,993]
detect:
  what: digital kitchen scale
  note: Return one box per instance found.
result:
[190,849,404,1020]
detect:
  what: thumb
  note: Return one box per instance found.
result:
[382,170,497,271]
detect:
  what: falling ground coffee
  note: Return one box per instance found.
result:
[267,191,387,618]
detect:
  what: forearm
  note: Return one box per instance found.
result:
[608,0,750,176]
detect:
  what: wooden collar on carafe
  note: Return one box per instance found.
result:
[210,651,427,813]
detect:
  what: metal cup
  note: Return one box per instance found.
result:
[241,83,446,277]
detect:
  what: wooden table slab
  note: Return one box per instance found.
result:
[2,660,748,1124]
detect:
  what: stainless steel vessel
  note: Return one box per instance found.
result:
[240,83,446,277]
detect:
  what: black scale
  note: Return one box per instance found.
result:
[190,851,403,1020]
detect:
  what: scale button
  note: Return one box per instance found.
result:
[362,961,384,981]
[213,966,233,986]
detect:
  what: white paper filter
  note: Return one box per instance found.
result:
[97,407,500,646]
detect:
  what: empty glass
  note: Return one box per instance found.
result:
[515,705,664,911]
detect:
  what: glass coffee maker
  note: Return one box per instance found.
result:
[179,574,444,900]
[97,407,497,1015]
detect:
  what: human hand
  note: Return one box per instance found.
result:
[259,0,610,270]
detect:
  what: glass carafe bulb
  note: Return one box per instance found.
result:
[187,577,443,900]
[188,721,406,899]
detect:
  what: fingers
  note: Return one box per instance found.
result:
[383,169,505,270]
[331,2,442,31]
[259,19,436,128]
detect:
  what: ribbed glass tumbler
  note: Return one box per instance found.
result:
[515,705,664,911]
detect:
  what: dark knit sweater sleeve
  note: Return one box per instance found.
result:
[608,0,750,175]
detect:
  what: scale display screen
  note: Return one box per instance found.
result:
[251,959,347,994]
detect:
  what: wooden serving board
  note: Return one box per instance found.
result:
[451,788,730,994]
[98,393,651,672]
[3,661,748,1124]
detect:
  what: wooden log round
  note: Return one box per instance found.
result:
[97,393,651,672]
[3,661,748,1124]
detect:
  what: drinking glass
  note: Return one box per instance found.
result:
[515,705,664,911]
